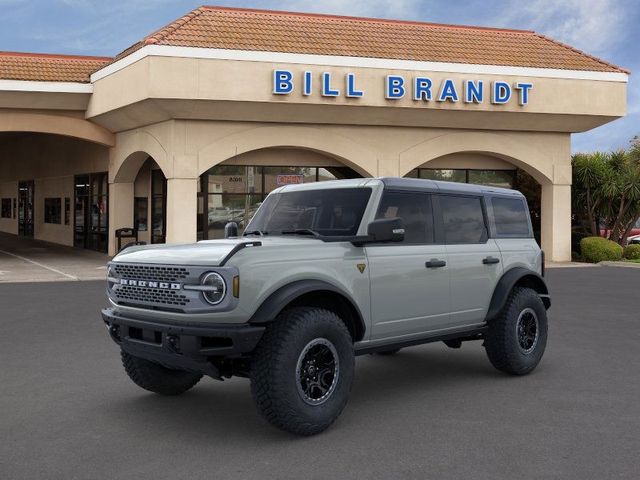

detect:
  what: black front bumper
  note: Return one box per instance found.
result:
[101,308,265,378]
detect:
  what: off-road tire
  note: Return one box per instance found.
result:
[484,287,548,375]
[250,307,355,436]
[375,348,402,356]
[121,350,202,395]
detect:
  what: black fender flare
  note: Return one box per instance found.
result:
[249,279,366,341]
[485,267,551,322]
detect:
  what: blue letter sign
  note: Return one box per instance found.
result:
[346,73,364,97]
[322,72,340,96]
[492,81,511,104]
[273,70,293,94]
[515,82,533,105]
[386,75,405,99]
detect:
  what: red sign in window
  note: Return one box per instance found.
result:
[276,174,304,186]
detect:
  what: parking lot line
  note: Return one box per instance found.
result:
[0,249,79,281]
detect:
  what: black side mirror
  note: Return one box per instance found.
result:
[224,222,239,238]
[367,217,405,243]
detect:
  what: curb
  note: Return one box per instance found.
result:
[599,261,640,268]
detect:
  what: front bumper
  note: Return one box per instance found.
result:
[101,308,265,378]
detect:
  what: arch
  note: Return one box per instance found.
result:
[197,126,377,177]
[109,130,170,183]
[0,112,114,146]
[399,132,553,185]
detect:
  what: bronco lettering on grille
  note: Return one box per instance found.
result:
[119,279,181,290]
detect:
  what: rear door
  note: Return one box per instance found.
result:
[436,194,502,327]
[366,190,451,340]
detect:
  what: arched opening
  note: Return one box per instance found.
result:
[0,131,111,251]
[197,147,363,239]
[108,151,169,251]
[404,153,542,243]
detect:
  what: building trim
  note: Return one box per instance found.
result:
[0,79,93,93]
[91,44,630,83]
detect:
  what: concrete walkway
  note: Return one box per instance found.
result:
[0,232,109,283]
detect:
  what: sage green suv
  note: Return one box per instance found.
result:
[102,178,550,435]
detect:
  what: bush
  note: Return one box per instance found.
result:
[623,244,640,260]
[580,237,623,263]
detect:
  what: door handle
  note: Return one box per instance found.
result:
[482,256,500,265]
[426,259,446,268]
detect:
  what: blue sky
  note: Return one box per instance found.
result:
[1,0,637,152]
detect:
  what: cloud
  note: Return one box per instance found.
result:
[276,0,426,18]
[498,0,626,55]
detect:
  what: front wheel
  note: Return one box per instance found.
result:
[484,287,548,375]
[250,307,355,435]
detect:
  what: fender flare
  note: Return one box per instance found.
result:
[485,267,550,322]
[249,279,366,340]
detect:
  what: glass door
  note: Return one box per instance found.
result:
[151,169,167,244]
[18,180,35,237]
[74,173,108,252]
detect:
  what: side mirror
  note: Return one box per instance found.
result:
[224,222,239,238]
[367,217,405,243]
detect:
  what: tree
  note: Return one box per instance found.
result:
[572,139,640,246]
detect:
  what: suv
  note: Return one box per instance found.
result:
[102,178,550,435]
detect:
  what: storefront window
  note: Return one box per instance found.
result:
[134,197,148,232]
[198,165,361,239]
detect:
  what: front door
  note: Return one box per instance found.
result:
[437,194,503,326]
[18,180,34,237]
[366,191,451,341]
[74,173,108,252]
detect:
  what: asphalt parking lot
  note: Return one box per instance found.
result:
[1,267,639,480]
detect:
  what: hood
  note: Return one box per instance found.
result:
[112,236,324,266]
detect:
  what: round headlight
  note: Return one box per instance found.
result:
[201,272,226,305]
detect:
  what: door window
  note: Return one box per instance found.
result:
[376,191,434,244]
[439,195,487,244]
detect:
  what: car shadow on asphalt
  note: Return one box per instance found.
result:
[99,345,516,442]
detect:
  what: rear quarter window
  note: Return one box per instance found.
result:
[491,197,531,237]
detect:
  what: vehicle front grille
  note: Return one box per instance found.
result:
[116,285,190,307]
[109,263,194,311]
[113,264,189,282]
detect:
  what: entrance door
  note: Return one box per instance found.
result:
[74,173,108,252]
[18,180,35,238]
[151,169,167,244]
[366,191,451,340]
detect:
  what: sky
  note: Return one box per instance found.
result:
[0,0,637,153]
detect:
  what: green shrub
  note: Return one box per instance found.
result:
[580,236,623,263]
[623,244,640,260]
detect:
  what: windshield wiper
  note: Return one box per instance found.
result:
[243,230,267,236]
[280,228,321,238]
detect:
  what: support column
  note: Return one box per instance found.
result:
[108,182,134,256]
[541,183,572,262]
[166,177,198,245]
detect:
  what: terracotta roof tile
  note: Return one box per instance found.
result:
[0,52,111,83]
[114,6,628,74]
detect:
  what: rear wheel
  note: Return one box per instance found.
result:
[484,287,548,375]
[121,351,202,395]
[250,307,354,436]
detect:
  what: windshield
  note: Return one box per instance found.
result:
[245,187,372,237]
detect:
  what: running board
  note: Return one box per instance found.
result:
[354,326,487,356]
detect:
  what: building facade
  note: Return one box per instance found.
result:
[0,6,629,260]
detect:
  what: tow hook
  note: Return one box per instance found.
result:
[166,334,180,353]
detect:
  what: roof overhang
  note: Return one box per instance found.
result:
[91,44,630,83]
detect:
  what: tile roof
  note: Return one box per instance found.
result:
[114,6,628,74]
[0,51,111,83]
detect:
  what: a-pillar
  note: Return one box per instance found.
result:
[166,177,198,245]
[108,182,134,256]
[541,183,572,262]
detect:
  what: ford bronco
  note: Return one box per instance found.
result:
[102,178,550,435]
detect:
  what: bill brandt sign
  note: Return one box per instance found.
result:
[272,70,533,106]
